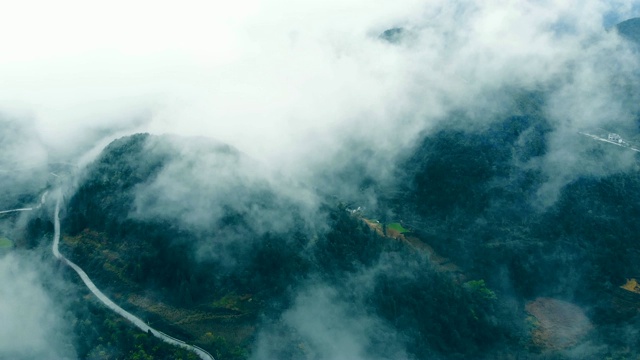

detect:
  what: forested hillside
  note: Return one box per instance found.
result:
[59,111,640,359]
[60,133,525,359]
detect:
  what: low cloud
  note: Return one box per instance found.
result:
[1,2,637,179]
[0,2,639,207]
[251,282,410,360]
[0,252,76,359]
[126,134,323,266]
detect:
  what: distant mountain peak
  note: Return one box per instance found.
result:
[379,27,406,44]
[615,17,640,44]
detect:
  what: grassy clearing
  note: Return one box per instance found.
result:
[465,279,497,300]
[0,237,13,248]
[212,293,254,312]
[387,222,409,233]
[621,278,640,294]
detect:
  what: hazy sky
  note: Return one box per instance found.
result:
[1,0,637,172]
[0,0,420,162]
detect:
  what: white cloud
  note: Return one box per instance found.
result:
[0,252,75,359]
[1,0,640,204]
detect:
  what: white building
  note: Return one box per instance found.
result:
[608,133,623,143]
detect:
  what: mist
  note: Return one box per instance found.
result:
[252,282,410,360]
[3,1,640,359]
[2,1,640,198]
[0,252,76,359]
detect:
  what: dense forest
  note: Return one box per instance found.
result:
[55,104,640,359]
[56,132,519,359]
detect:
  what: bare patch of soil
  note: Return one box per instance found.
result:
[525,297,592,350]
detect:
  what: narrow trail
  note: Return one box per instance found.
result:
[52,195,215,360]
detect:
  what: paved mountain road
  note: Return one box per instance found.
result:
[0,191,48,214]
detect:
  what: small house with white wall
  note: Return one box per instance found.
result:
[608,133,623,143]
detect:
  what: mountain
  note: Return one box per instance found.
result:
[379,27,406,43]
[616,17,640,44]
[397,103,640,291]
[62,133,315,358]
[60,106,640,359]
[61,132,521,359]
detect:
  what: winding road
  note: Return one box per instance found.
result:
[52,195,215,360]
[0,191,48,214]
[579,131,640,152]
[0,208,33,214]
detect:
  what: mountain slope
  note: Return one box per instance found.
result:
[63,133,313,358]
[63,133,520,359]
[616,17,640,44]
